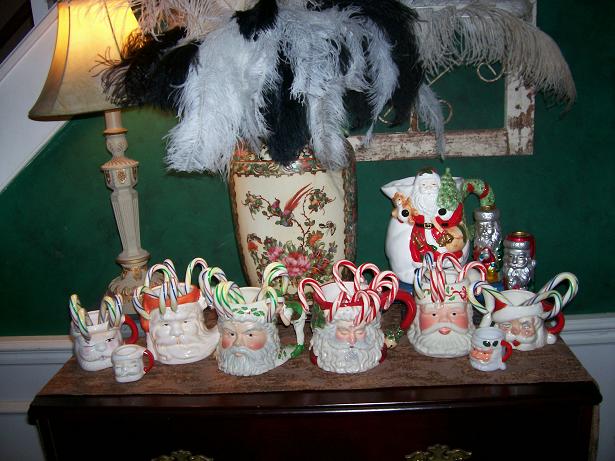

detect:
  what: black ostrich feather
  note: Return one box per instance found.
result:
[234,0,279,41]
[102,27,199,112]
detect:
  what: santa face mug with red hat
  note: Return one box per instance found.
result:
[381,167,495,285]
[210,262,306,376]
[408,252,488,358]
[474,272,579,351]
[298,260,416,374]
[132,258,220,365]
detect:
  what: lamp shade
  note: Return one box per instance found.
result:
[29,0,139,119]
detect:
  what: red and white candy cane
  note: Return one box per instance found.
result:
[458,260,487,283]
[349,289,381,325]
[297,277,326,314]
[370,270,399,310]
[353,262,380,292]
[332,260,358,300]
[326,289,353,323]
[436,252,464,274]
[429,265,447,303]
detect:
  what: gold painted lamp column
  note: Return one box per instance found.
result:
[101,109,150,301]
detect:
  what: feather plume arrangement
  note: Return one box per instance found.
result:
[104,0,426,175]
[408,1,576,107]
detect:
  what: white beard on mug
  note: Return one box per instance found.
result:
[311,322,384,373]
[408,322,472,357]
[411,188,439,218]
[216,327,280,376]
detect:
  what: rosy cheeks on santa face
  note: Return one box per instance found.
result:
[419,304,468,331]
[220,324,267,351]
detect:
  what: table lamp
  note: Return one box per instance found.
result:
[29,0,149,312]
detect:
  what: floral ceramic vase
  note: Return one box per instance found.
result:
[229,144,357,297]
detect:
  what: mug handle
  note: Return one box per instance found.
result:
[122,316,139,344]
[546,312,566,335]
[143,349,154,373]
[396,290,417,331]
[501,340,513,363]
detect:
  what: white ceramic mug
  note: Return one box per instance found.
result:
[71,309,139,372]
[469,326,512,372]
[111,344,154,383]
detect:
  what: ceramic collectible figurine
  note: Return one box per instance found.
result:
[211,262,306,376]
[111,344,154,383]
[469,327,512,372]
[69,294,138,371]
[408,253,487,358]
[382,167,494,284]
[133,258,219,365]
[476,272,578,351]
[298,260,416,373]
[472,205,503,283]
[502,231,536,290]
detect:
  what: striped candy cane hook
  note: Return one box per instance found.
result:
[69,294,90,341]
[199,267,228,307]
[185,257,209,294]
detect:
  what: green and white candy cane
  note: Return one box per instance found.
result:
[199,266,229,307]
[132,285,157,320]
[69,294,91,341]
[99,295,123,328]
[259,262,290,297]
[468,280,513,315]
[213,280,246,319]
[185,257,209,295]
[145,263,180,314]
[525,272,579,310]
[529,290,564,320]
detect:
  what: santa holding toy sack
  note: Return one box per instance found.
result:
[382,168,494,285]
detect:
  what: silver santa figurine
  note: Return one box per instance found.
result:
[472,205,503,283]
[502,231,536,290]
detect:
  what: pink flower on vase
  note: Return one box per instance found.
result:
[266,246,284,261]
[283,252,312,277]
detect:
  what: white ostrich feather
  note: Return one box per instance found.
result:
[413,3,575,106]
[165,21,279,175]
[416,83,446,157]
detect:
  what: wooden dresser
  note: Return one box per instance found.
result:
[28,331,601,461]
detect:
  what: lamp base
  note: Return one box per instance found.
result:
[106,254,150,314]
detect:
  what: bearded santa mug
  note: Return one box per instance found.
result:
[310,306,387,374]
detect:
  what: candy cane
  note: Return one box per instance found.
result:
[162,259,179,286]
[185,257,209,295]
[470,281,513,314]
[327,290,350,322]
[351,289,381,325]
[458,261,487,282]
[69,294,90,340]
[297,278,326,313]
[530,289,564,319]
[132,285,152,320]
[525,272,579,308]
[213,281,246,318]
[332,260,357,300]
[257,285,279,322]
[370,270,399,310]
[146,263,180,314]
[259,262,289,297]
[199,267,228,307]
[101,295,123,328]
[436,252,464,275]
[429,266,447,303]
[353,262,380,292]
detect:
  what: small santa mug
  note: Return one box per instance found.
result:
[469,327,512,372]
[111,344,154,383]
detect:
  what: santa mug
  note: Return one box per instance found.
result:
[299,260,415,374]
[133,259,220,365]
[476,272,578,351]
[469,327,512,372]
[69,295,139,372]
[111,344,154,383]
[211,262,306,376]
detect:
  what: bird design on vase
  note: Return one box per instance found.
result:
[268,184,313,227]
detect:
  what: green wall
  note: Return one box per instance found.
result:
[1,0,613,335]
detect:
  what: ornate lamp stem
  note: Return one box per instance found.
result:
[100,109,149,311]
